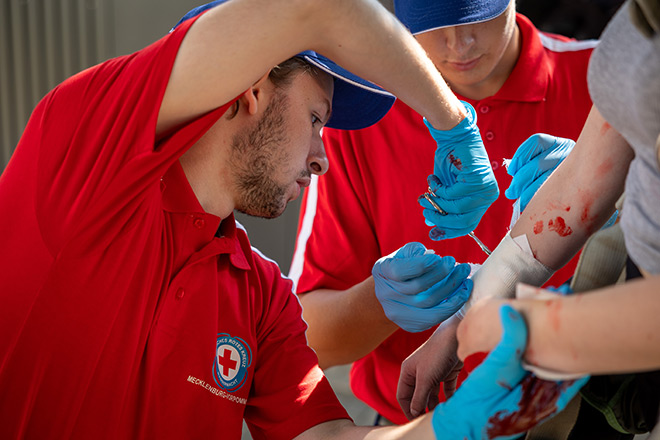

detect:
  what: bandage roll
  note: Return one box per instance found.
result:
[457,232,554,319]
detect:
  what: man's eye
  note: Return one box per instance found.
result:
[312,114,321,126]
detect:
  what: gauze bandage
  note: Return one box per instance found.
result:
[457,232,554,319]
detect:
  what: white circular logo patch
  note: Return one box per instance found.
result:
[213,334,252,392]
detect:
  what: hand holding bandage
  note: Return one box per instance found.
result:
[372,242,472,332]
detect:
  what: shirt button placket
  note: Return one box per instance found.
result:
[193,217,205,229]
[175,287,185,300]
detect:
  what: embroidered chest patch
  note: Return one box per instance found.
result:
[213,333,252,392]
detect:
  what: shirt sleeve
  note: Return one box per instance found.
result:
[245,251,349,440]
[291,127,383,294]
[27,16,232,257]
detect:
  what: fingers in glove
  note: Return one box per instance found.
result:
[393,241,428,259]
[382,256,459,296]
[407,267,471,308]
[504,163,546,201]
[461,305,528,394]
[430,177,499,202]
[507,134,553,175]
[377,254,457,289]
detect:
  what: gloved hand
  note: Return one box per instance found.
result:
[432,305,589,440]
[505,134,575,212]
[372,242,472,332]
[419,102,499,240]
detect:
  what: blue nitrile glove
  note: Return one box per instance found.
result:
[505,134,575,212]
[419,102,499,240]
[546,284,573,295]
[431,305,589,440]
[372,242,472,332]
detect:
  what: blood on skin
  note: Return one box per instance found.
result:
[533,221,544,234]
[546,299,562,332]
[579,191,598,234]
[595,158,614,178]
[600,121,611,135]
[547,217,573,237]
[486,377,575,437]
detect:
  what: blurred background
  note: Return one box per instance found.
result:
[0,0,624,275]
[0,0,631,438]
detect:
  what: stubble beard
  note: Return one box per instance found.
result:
[230,90,292,219]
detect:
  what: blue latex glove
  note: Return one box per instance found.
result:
[419,102,499,240]
[432,305,589,439]
[372,242,472,332]
[504,134,575,212]
[545,284,573,295]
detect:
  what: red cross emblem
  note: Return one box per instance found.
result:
[217,348,238,376]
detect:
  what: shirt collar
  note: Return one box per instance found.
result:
[161,161,251,271]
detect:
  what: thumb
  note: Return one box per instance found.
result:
[464,305,528,393]
[488,305,528,365]
[395,242,427,259]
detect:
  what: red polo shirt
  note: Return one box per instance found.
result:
[291,14,596,424]
[0,14,347,440]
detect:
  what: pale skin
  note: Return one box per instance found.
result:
[298,0,521,370]
[457,106,660,375]
[157,0,474,437]
[399,106,660,419]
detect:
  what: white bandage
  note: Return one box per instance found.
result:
[457,232,554,319]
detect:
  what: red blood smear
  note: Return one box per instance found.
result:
[533,221,544,234]
[580,193,598,234]
[546,299,562,332]
[449,153,463,170]
[547,217,572,237]
[600,121,611,135]
[486,376,574,437]
[595,158,614,178]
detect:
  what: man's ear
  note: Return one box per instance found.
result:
[240,70,272,116]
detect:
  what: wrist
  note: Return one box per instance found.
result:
[423,101,478,142]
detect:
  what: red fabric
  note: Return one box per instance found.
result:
[0,15,347,440]
[292,14,595,424]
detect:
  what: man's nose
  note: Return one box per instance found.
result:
[308,137,329,176]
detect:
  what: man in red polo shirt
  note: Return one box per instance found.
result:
[0,0,589,438]
[290,0,596,426]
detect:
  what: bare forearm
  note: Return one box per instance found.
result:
[518,277,660,374]
[510,107,633,269]
[294,414,435,440]
[299,277,398,369]
[309,0,465,129]
[163,0,465,133]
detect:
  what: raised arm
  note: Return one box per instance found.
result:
[157,0,465,134]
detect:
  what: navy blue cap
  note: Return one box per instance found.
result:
[171,1,395,130]
[394,0,510,35]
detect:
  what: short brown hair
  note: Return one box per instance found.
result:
[269,56,325,90]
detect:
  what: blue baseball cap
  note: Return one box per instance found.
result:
[171,1,395,130]
[394,0,510,35]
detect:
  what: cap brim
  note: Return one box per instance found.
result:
[300,51,395,131]
[172,1,396,131]
[394,0,509,34]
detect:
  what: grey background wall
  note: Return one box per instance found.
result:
[0,0,392,274]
